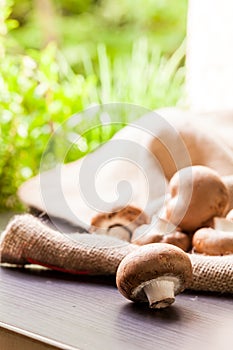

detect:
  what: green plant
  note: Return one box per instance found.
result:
[0,0,186,211]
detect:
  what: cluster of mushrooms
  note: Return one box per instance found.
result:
[91,166,233,309]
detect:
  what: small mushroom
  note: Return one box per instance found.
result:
[165,166,229,232]
[116,243,192,309]
[131,217,191,251]
[192,217,233,255]
[90,205,149,241]
[162,231,191,252]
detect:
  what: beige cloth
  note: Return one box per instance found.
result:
[1,214,233,293]
[18,108,233,229]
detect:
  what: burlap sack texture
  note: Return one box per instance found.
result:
[1,214,233,293]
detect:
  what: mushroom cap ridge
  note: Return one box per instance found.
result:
[116,243,192,303]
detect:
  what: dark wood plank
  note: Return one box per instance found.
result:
[0,266,232,350]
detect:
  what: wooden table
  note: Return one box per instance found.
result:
[0,213,233,350]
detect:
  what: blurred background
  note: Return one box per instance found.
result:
[0,0,188,211]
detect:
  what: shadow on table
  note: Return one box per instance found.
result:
[0,264,116,286]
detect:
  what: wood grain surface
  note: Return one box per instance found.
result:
[0,213,233,350]
[0,265,233,350]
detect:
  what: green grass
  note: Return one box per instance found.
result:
[0,0,186,211]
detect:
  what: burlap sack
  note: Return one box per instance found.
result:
[1,214,233,293]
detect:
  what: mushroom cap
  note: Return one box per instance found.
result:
[166,165,229,232]
[132,228,163,245]
[192,227,233,255]
[90,205,149,241]
[131,218,191,251]
[162,231,191,252]
[116,243,192,303]
[131,217,176,245]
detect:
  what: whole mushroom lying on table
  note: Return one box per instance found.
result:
[1,164,233,310]
[116,243,192,309]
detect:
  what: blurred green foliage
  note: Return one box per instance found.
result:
[10,0,188,70]
[0,0,187,211]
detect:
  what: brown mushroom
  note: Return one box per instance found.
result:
[116,243,192,309]
[131,217,191,251]
[162,231,191,252]
[165,166,229,232]
[90,205,149,241]
[192,217,233,255]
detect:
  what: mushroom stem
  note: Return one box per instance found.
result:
[143,278,177,309]
[108,225,132,241]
